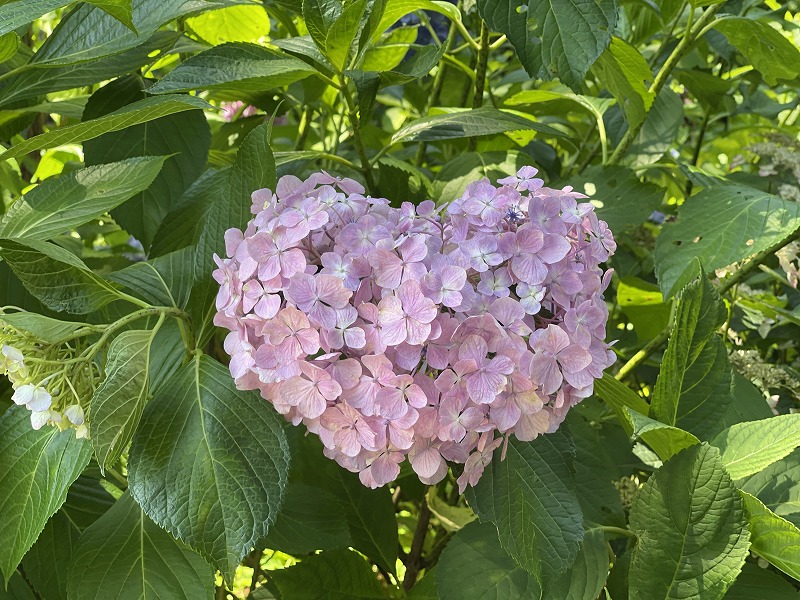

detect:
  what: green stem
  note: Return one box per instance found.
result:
[686,108,710,196]
[598,525,636,539]
[106,466,128,490]
[609,4,722,165]
[402,494,432,592]
[467,21,490,152]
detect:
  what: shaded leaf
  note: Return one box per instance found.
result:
[715,18,800,86]
[740,491,800,581]
[0,406,91,584]
[128,354,289,581]
[629,444,750,600]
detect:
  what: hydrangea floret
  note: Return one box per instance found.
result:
[214,167,616,491]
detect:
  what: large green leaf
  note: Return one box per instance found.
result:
[289,432,399,575]
[22,475,115,600]
[0,572,36,600]
[593,372,650,434]
[324,0,369,71]
[477,0,617,90]
[433,151,529,203]
[616,276,671,343]
[0,95,209,162]
[724,562,800,600]
[593,36,654,131]
[0,0,135,35]
[468,431,583,585]
[0,239,122,314]
[269,549,387,600]
[66,492,214,600]
[107,247,196,310]
[391,107,564,144]
[370,0,460,45]
[127,354,289,581]
[0,406,92,584]
[711,415,800,481]
[0,157,165,240]
[739,448,800,528]
[148,43,317,95]
[714,18,800,86]
[629,444,750,600]
[740,491,800,581]
[548,526,609,600]
[30,0,235,65]
[436,521,541,600]
[262,482,352,554]
[89,329,160,471]
[303,0,343,51]
[83,78,210,249]
[655,186,800,298]
[0,32,178,108]
[650,272,734,440]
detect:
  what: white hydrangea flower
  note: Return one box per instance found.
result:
[64,404,85,426]
[1,345,25,375]
[12,384,52,412]
[30,410,52,430]
[75,424,88,439]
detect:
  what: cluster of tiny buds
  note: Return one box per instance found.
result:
[214,167,616,491]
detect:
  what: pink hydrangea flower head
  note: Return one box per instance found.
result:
[215,168,615,490]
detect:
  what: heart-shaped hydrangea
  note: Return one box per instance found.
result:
[214,167,616,491]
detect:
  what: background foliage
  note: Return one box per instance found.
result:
[1,0,800,598]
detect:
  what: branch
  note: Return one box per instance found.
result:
[402,495,432,592]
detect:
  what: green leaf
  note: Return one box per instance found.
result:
[0,572,36,600]
[477,0,617,90]
[468,431,583,585]
[0,95,209,162]
[147,43,317,95]
[593,37,654,131]
[568,414,625,527]
[22,475,115,600]
[89,328,160,471]
[67,492,214,600]
[185,4,270,44]
[739,448,800,529]
[290,432,399,575]
[87,0,136,31]
[391,106,564,144]
[563,165,664,232]
[128,354,289,581]
[82,77,211,249]
[740,491,800,581]
[711,415,800,480]
[593,372,651,435]
[0,406,92,584]
[0,312,91,343]
[325,0,369,71]
[654,186,800,299]
[0,157,166,241]
[262,482,352,554]
[616,276,671,343]
[674,69,734,110]
[425,486,476,532]
[625,408,700,462]
[269,549,387,599]
[303,0,343,51]
[650,272,734,440]
[724,562,800,600]
[548,526,610,600]
[0,239,122,314]
[0,0,73,36]
[436,521,541,600]
[714,18,800,86]
[30,0,235,65]
[0,32,178,108]
[107,247,196,310]
[629,444,750,600]
[0,32,19,64]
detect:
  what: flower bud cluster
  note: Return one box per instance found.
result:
[214,168,616,490]
[0,318,99,437]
